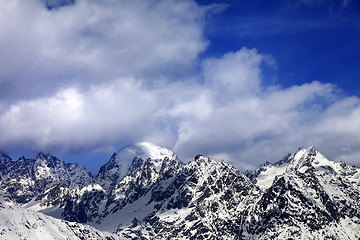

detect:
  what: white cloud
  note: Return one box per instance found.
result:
[0,44,359,169]
[203,48,266,100]
[0,0,359,170]
[165,48,360,168]
[0,0,208,102]
[0,79,159,153]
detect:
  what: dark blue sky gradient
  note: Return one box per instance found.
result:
[198,0,360,96]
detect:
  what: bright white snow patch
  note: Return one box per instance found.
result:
[116,142,177,179]
[158,207,193,223]
[0,201,118,240]
[133,142,176,171]
[255,164,288,190]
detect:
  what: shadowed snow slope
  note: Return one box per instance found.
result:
[0,198,118,240]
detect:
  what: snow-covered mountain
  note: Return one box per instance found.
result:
[247,146,360,190]
[113,154,261,239]
[0,144,359,239]
[0,152,96,220]
[96,142,178,190]
[0,195,118,240]
[244,146,360,239]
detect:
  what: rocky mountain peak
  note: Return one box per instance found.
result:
[96,142,179,190]
[124,142,178,172]
[35,152,65,167]
[248,146,340,190]
[0,152,11,160]
[289,146,341,174]
[0,153,12,170]
[192,154,216,166]
[36,152,47,159]
[293,145,317,162]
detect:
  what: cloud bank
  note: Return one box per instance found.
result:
[0,0,208,102]
[0,0,359,170]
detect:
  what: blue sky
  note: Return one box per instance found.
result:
[0,0,359,174]
[199,0,360,94]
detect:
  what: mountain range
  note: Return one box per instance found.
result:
[0,142,359,239]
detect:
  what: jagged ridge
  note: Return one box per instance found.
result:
[0,144,359,239]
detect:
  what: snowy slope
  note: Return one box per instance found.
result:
[0,199,118,240]
[249,146,360,190]
[90,146,182,232]
[52,142,180,224]
[93,154,261,239]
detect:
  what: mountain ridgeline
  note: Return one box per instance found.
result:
[0,143,359,239]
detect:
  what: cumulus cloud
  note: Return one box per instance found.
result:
[163,48,360,169]
[1,45,359,169]
[0,0,359,170]
[0,0,208,102]
[203,49,263,93]
[0,79,159,153]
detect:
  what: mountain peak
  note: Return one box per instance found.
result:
[0,152,11,159]
[116,142,177,172]
[96,142,178,189]
[294,145,317,160]
[0,152,12,170]
[36,152,45,158]
[0,152,11,163]
[36,152,50,159]
[251,146,336,189]
[132,142,176,161]
[291,146,336,171]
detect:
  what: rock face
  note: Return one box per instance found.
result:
[115,155,261,239]
[0,152,94,211]
[0,144,359,239]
